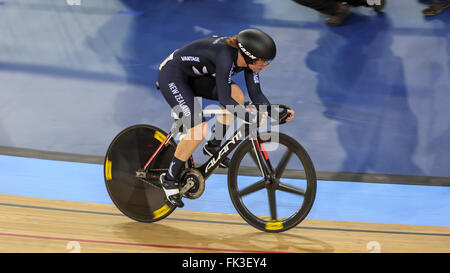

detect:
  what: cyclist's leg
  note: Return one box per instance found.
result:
[191,79,245,167]
[211,84,245,144]
[158,69,208,207]
[174,121,209,161]
[161,82,208,164]
[195,80,244,143]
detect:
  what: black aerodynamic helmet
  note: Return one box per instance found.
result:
[237,29,276,64]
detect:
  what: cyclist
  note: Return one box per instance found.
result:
[157,29,295,207]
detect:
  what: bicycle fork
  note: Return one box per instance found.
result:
[250,137,275,180]
[251,136,280,221]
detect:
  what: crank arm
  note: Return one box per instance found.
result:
[179,180,195,195]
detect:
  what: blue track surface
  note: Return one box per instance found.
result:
[1,155,449,227]
[0,0,449,179]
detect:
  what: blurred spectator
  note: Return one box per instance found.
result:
[422,0,450,16]
[292,0,386,26]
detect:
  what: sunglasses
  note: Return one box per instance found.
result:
[251,59,271,67]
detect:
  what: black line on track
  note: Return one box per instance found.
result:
[1,202,450,237]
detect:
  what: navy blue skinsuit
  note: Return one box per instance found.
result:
[158,35,270,128]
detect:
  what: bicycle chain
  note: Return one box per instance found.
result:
[137,178,162,190]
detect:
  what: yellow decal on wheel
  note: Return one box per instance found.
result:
[265,221,284,231]
[154,130,166,143]
[105,158,112,181]
[153,204,171,219]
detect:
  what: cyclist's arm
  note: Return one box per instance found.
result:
[244,69,271,105]
[244,69,279,120]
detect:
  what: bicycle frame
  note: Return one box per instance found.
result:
[142,103,291,182]
[199,123,251,180]
[142,120,271,182]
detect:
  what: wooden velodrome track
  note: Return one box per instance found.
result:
[1,194,449,253]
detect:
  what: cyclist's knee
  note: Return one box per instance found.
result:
[186,121,208,142]
[231,84,245,105]
[219,106,235,125]
[200,122,209,139]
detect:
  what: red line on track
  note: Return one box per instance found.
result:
[0,232,287,253]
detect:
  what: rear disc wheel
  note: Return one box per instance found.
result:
[104,124,178,222]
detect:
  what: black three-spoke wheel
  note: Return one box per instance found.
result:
[228,131,317,232]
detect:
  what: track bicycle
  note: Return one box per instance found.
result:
[104,103,317,232]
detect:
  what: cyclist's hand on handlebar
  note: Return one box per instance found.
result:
[285,109,295,123]
[244,102,292,125]
[275,105,293,125]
